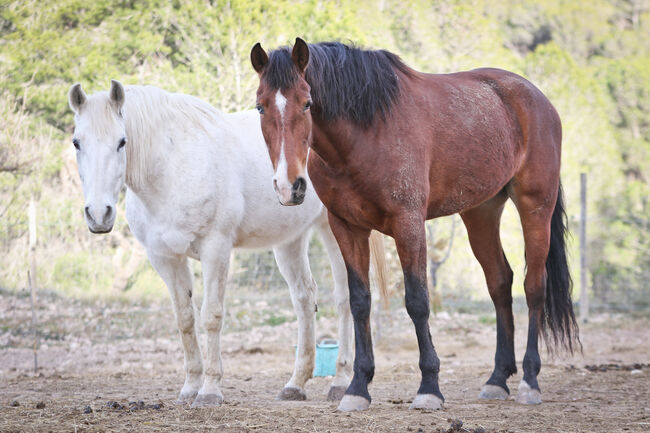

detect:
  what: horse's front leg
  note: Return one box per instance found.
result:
[273,234,317,400]
[315,215,353,401]
[191,236,232,408]
[147,252,203,404]
[393,214,444,410]
[326,212,374,412]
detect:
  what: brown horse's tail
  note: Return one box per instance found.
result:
[543,182,581,354]
[369,231,389,309]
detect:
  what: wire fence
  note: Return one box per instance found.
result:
[1,195,648,315]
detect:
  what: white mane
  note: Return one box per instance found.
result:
[122,85,229,190]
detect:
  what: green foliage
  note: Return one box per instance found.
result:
[0,0,648,310]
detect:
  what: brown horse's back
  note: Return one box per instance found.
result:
[393,67,561,219]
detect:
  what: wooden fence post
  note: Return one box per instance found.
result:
[28,196,38,372]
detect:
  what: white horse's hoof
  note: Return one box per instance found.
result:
[327,386,347,402]
[514,380,541,405]
[191,393,224,408]
[337,395,370,412]
[175,392,197,405]
[409,394,444,410]
[277,387,307,401]
[479,384,509,400]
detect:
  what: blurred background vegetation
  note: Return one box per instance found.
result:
[1,0,648,312]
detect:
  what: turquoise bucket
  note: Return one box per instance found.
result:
[294,339,339,377]
[295,339,339,377]
[314,339,339,377]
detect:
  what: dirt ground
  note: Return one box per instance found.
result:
[1,288,648,433]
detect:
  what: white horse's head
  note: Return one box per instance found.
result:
[68,80,127,234]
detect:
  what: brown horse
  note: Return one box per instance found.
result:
[250,38,579,411]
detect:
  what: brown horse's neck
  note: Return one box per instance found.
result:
[310,116,368,170]
[310,118,346,168]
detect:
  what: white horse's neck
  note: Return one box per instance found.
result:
[122,86,228,193]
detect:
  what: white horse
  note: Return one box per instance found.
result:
[68,80,385,407]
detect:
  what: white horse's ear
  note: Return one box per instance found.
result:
[68,83,86,114]
[109,79,125,114]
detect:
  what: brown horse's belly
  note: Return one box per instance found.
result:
[426,174,510,218]
[425,148,517,218]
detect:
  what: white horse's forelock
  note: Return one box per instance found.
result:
[78,92,124,138]
[88,85,228,191]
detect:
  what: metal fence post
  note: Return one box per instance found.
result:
[579,173,589,323]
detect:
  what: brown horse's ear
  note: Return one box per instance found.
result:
[109,79,125,114]
[68,83,86,114]
[292,37,309,74]
[251,42,269,74]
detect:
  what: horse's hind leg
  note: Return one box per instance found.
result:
[392,213,444,410]
[147,252,203,404]
[460,191,516,400]
[314,212,353,401]
[273,232,318,401]
[510,180,558,405]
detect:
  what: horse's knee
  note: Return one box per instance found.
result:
[176,308,195,334]
[404,274,429,322]
[336,293,350,312]
[349,289,370,320]
[291,283,317,313]
[201,311,224,332]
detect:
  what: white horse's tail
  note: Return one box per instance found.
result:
[369,231,389,309]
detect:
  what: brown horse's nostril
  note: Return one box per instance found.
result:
[291,177,307,204]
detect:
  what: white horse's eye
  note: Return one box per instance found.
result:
[72,138,80,150]
[118,137,126,150]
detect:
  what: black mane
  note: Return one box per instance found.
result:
[263,42,412,127]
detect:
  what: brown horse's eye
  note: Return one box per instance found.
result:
[72,138,80,150]
[256,104,264,114]
[304,100,312,111]
[118,137,126,151]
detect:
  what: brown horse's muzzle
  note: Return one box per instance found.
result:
[290,177,307,205]
[275,176,307,206]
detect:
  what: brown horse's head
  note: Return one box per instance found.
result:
[250,38,312,206]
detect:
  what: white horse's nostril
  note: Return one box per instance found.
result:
[103,205,113,224]
[273,178,279,192]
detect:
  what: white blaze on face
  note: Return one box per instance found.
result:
[272,90,293,204]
